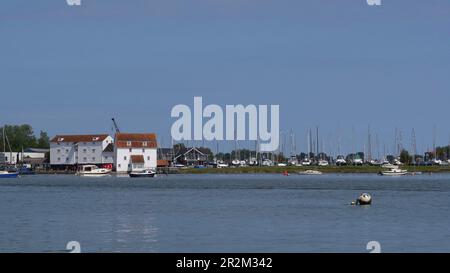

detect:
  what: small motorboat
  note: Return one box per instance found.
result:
[379,166,407,176]
[129,169,156,178]
[76,165,111,177]
[298,170,323,175]
[0,170,19,178]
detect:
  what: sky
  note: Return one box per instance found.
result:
[1,0,450,156]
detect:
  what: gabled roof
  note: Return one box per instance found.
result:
[173,147,207,160]
[50,134,110,143]
[116,133,156,142]
[115,133,158,148]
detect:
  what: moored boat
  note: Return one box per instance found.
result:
[76,165,111,177]
[298,170,323,175]
[0,170,19,178]
[129,169,156,178]
[379,166,407,176]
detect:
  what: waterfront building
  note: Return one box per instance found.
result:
[173,147,209,166]
[0,149,48,165]
[114,133,158,173]
[50,134,114,169]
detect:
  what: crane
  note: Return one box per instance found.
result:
[111,118,120,133]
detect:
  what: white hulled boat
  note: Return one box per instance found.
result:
[76,165,111,177]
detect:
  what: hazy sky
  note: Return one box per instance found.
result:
[1,0,449,155]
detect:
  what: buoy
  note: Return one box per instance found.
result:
[356,193,372,205]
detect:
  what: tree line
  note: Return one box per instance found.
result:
[0,124,50,152]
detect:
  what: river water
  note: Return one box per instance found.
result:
[0,173,449,252]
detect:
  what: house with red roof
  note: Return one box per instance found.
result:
[114,133,158,173]
[50,134,114,169]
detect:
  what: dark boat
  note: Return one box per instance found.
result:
[129,170,156,178]
[18,167,35,175]
[0,170,19,178]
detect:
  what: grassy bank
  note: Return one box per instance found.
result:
[178,165,450,174]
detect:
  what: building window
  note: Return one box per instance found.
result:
[83,149,87,153]
[147,156,150,161]
[83,157,87,162]
[57,157,60,161]
[66,158,69,162]
[129,148,132,152]
[124,156,127,160]
[118,164,121,168]
[142,149,145,153]
[143,141,148,147]
[66,149,69,153]
[57,149,60,153]
[127,141,131,147]
[92,149,96,153]
[92,157,96,161]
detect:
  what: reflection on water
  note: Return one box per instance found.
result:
[0,173,449,252]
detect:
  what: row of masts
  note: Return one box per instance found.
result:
[166,125,450,162]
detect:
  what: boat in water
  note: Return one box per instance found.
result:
[379,166,407,176]
[76,165,111,177]
[298,170,323,175]
[129,169,156,178]
[18,166,35,175]
[0,170,19,178]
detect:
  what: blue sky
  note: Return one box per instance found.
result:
[1,0,449,155]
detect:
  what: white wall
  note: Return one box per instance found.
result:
[0,152,46,164]
[115,148,157,173]
[50,136,114,165]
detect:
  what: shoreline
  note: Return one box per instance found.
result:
[27,166,450,175]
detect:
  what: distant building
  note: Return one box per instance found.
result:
[173,147,209,166]
[50,134,114,168]
[0,149,47,165]
[114,133,158,173]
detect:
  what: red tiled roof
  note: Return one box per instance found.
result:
[131,155,145,164]
[115,133,158,148]
[50,134,109,143]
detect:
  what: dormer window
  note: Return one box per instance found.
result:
[143,141,148,147]
[127,141,132,147]
[57,137,64,142]
[92,137,100,141]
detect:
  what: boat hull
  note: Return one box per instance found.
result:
[379,171,407,176]
[0,172,19,178]
[129,171,156,178]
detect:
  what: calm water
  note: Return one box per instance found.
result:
[0,173,449,253]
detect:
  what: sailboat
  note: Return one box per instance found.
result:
[0,126,19,178]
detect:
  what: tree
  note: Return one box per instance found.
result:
[37,131,50,149]
[400,149,412,165]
